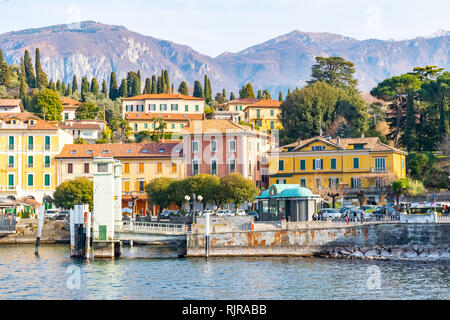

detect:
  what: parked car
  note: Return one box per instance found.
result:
[234,209,246,216]
[159,210,171,219]
[362,205,377,213]
[248,211,259,221]
[319,208,341,219]
[216,209,230,216]
[56,210,69,220]
[225,210,235,216]
[44,209,58,219]
[374,206,398,218]
[202,210,215,216]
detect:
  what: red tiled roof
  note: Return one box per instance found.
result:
[56,142,184,159]
[0,99,24,111]
[0,112,58,130]
[227,98,261,105]
[245,99,282,109]
[122,93,204,101]
[61,97,82,109]
[125,113,204,121]
[60,123,104,130]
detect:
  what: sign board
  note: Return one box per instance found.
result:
[128,202,133,207]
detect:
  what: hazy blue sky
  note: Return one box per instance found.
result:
[1,0,449,57]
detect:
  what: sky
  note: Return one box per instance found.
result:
[1,0,449,57]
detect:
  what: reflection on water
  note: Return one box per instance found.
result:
[0,244,448,300]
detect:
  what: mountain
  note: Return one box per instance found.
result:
[0,21,448,94]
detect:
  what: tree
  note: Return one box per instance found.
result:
[307,56,358,90]
[409,65,444,82]
[143,77,152,94]
[23,50,35,88]
[127,71,140,97]
[185,174,221,207]
[118,79,127,98]
[109,72,118,100]
[204,74,212,103]
[240,83,255,99]
[72,75,78,94]
[90,77,99,96]
[262,89,271,99]
[230,92,236,101]
[30,88,62,121]
[34,48,48,88]
[101,79,108,97]
[193,80,203,98]
[214,92,226,104]
[145,177,173,211]
[219,173,259,209]
[163,70,170,93]
[134,130,153,143]
[75,102,102,120]
[279,91,283,102]
[178,81,188,95]
[0,62,10,87]
[151,75,157,94]
[19,59,28,106]
[80,77,90,102]
[53,177,93,211]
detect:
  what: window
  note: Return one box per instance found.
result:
[211,159,217,175]
[97,163,108,173]
[160,104,167,111]
[313,159,323,170]
[248,140,252,152]
[257,160,260,171]
[44,156,50,168]
[211,140,217,152]
[311,145,325,151]
[124,163,130,173]
[192,160,199,175]
[195,105,199,112]
[171,163,177,173]
[138,180,145,192]
[256,109,261,118]
[248,159,252,175]
[139,163,144,173]
[171,123,175,129]
[270,121,274,130]
[27,156,33,168]
[185,105,189,112]
[229,139,236,152]
[8,174,14,188]
[126,105,133,112]
[300,178,306,187]
[351,177,361,189]
[27,174,33,187]
[331,158,337,170]
[8,136,14,150]
[278,160,284,171]
[276,179,286,184]
[134,124,138,131]
[84,163,90,174]
[8,156,14,168]
[402,158,405,169]
[315,178,322,189]
[28,136,34,150]
[124,180,130,192]
[270,109,274,116]
[65,113,69,120]
[171,104,178,111]
[136,105,144,112]
[144,123,148,129]
[192,140,199,152]
[300,159,306,170]
[374,158,385,172]
[353,157,360,169]
[180,124,184,128]
[68,163,73,174]
[44,174,50,187]
[148,104,156,111]
[229,159,236,173]
[157,162,162,173]
[329,177,339,188]
[45,136,50,150]
[353,144,364,150]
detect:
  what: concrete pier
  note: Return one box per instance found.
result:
[93,240,121,258]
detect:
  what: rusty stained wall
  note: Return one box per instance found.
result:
[186,223,450,257]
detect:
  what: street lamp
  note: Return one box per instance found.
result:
[131,191,138,220]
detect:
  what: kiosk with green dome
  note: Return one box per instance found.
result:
[255,184,322,221]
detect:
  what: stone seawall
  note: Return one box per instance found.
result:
[186,223,450,261]
[0,219,69,244]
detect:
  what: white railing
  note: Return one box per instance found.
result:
[115,220,187,235]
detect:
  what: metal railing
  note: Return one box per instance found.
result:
[115,220,187,235]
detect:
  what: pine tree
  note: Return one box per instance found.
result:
[193,80,204,98]
[109,72,118,100]
[81,77,90,102]
[279,91,283,102]
[178,81,188,95]
[230,92,236,100]
[101,79,107,96]
[143,77,151,94]
[72,75,78,93]
[151,75,157,94]
[263,89,271,99]
[23,50,35,88]
[35,48,48,88]
[118,79,127,98]
[90,77,99,96]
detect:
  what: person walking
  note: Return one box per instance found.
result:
[346,209,350,225]
[360,210,364,224]
[353,210,358,223]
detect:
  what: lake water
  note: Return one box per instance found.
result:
[0,244,448,300]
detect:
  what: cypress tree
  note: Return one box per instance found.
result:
[61,82,66,95]
[0,61,10,87]
[171,84,174,94]
[0,48,3,65]
[47,78,54,90]
[23,50,35,88]
[222,88,226,100]
[157,75,163,94]
[193,80,204,98]
[19,58,28,106]
[81,76,90,102]
[109,72,118,100]
[35,48,48,88]
[263,89,271,99]
[178,81,188,95]
[137,70,142,94]
[163,70,170,93]
[101,79,107,96]
[287,88,291,95]
[66,84,71,96]
[72,75,78,93]
[126,71,140,97]
[257,90,262,99]
[203,75,212,103]
[230,92,236,101]
[56,79,62,92]
[118,79,127,98]
[151,75,157,94]
[143,77,151,94]
[90,77,99,96]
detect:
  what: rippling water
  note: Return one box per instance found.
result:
[0,244,448,300]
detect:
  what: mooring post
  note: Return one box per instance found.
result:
[34,205,45,256]
[70,208,75,256]
[205,210,210,258]
[85,211,91,259]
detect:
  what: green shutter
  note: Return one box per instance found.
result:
[28,174,33,186]
[353,158,359,169]
[300,159,305,170]
[45,136,50,145]
[99,225,107,240]
[8,156,14,166]
[8,174,14,186]
[320,159,323,169]
[313,159,316,170]
[44,174,50,186]
[9,136,14,145]
[331,158,336,169]
[28,136,33,145]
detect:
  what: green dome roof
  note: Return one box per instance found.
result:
[255,184,317,199]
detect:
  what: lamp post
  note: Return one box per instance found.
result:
[131,191,138,221]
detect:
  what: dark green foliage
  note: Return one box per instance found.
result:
[109,72,118,100]
[239,83,255,99]
[81,77,90,102]
[193,80,203,98]
[30,88,63,121]
[308,56,358,90]
[126,71,140,97]
[118,79,127,98]
[230,92,236,100]
[0,61,10,87]
[101,79,107,96]
[34,48,48,88]
[151,75,157,94]
[178,81,188,95]
[75,102,102,120]
[23,50,35,88]
[279,91,283,101]
[72,75,78,93]
[90,77,99,96]
[163,70,170,93]
[143,77,151,94]
[53,177,93,211]
[204,74,212,103]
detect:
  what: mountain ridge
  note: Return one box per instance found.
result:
[0,21,448,94]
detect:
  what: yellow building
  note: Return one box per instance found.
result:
[243,99,282,131]
[55,142,184,214]
[269,136,407,205]
[0,112,74,203]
